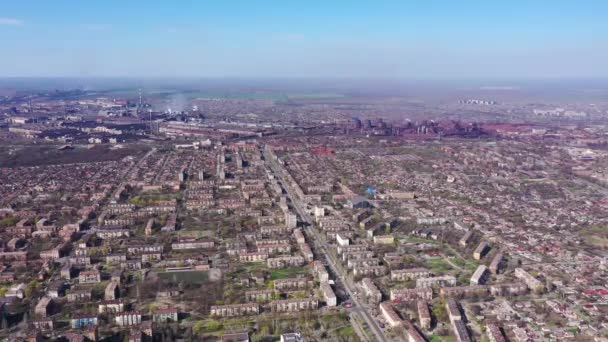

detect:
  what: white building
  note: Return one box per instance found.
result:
[320,282,337,307]
[336,233,350,247]
[470,265,489,285]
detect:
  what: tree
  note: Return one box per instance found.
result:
[25,280,42,298]
[432,299,448,322]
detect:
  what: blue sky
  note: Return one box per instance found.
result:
[0,0,606,78]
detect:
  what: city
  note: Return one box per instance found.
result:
[1,1,608,342]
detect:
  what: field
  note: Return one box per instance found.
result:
[269,267,310,280]
[425,258,453,273]
[581,225,608,249]
[157,271,209,284]
[0,144,150,167]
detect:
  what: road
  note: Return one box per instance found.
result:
[111,147,157,200]
[265,148,388,342]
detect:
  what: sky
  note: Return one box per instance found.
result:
[0,0,607,79]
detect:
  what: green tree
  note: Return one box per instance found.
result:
[25,280,42,298]
[432,298,448,322]
[206,320,221,332]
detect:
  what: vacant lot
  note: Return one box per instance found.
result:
[0,144,150,167]
[581,225,608,249]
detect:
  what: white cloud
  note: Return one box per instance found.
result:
[0,18,24,26]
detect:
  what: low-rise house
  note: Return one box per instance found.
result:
[347,257,379,269]
[440,285,489,299]
[280,333,303,342]
[320,282,337,307]
[298,243,314,262]
[69,256,91,267]
[71,314,98,329]
[271,298,318,313]
[336,233,350,247]
[210,303,259,317]
[373,235,394,245]
[360,278,382,303]
[68,288,92,302]
[106,254,127,264]
[353,265,386,277]
[115,312,141,327]
[459,231,473,247]
[337,244,367,255]
[514,268,544,292]
[312,260,329,282]
[416,275,457,288]
[452,319,472,342]
[489,282,528,296]
[391,268,431,281]
[239,252,268,263]
[127,244,163,255]
[417,301,431,329]
[140,251,162,262]
[473,241,490,260]
[470,265,489,285]
[172,239,215,250]
[379,302,402,328]
[267,256,304,269]
[98,300,125,314]
[61,264,73,280]
[256,243,291,255]
[293,229,306,244]
[35,297,53,317]
[153,309,179,323]
[105,281,119,300]
[245,289,275,303]
[6,283,26,299]
[78,270,101,284]
[390,288,433,302]
[221,332,250,342]
[31,318,53,331]
[406,324,427,342]
[446,298,462,322]
[46,281,67,298]
[489,252,505,274]
[486,323,507,342]
[274,277,314,291]
[342,250,375,262]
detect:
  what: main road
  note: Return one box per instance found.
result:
[265,149,388,342]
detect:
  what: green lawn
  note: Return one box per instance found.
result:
[157,270,208,284]
[337,326,357,338]
[269,267,310,280]
[425,258,453,273]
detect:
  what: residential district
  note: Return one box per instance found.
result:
[1,90,608,342]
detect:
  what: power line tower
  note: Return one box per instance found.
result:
[138,88,143,109]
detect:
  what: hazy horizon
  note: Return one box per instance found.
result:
[1,1,607,79]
